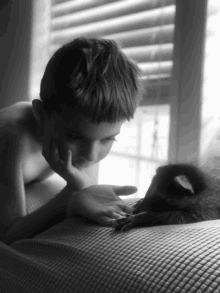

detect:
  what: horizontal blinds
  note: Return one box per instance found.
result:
[49,0,176,105]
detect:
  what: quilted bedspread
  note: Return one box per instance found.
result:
[0,198,220,293]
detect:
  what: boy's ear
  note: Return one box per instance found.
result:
[32,99,46,124]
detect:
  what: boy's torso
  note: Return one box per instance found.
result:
[0,101,55,185]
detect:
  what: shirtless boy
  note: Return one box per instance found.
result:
[0,38,143,244]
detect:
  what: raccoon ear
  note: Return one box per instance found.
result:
[174,175,194,194]
[156,166,163,174]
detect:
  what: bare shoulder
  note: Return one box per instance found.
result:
[0,101,34,134]
[0,102,30,149]
[0,102,32,167]
[0,101,51,184]
[0,102,37,154]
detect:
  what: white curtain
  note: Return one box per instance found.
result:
[200,0,220,169]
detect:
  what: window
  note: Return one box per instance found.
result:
[98,105,170,198]
[49,0,176,107]
[30,0,176,198]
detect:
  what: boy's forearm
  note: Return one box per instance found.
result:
[2,184,75,245]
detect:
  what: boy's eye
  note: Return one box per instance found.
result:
[102,137,117,143]
[65,134,117,143]
[66,134,83,140]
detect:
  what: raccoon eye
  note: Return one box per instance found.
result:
[174,175,194,194]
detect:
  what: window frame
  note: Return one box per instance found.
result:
[168,0,208,164]
[30,0,209,181]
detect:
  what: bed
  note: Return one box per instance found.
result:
[0,178,220,293]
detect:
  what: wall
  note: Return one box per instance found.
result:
[0,0,33,109]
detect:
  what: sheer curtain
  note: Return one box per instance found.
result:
[200,0,220,170]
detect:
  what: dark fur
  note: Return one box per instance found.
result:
[115,163,220,231]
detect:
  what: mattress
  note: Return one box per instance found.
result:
[0,198,219,293]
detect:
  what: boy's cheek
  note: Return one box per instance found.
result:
[105,142,114,155]
[98,147,112,162]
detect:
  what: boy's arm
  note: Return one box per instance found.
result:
[0,127,72,245]
[0,128,27,239]
[1,182,74,245]
[3,183,136,245]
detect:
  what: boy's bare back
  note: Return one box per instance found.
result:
[0,101,54,184]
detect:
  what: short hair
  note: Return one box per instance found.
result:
[40,37,143,123]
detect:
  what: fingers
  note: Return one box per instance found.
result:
[113,185,138,196]
[42,133,58,161]
[116,201,133,215]
[99,217,118,227]
[98,210,132,227]
[50,139,63,170]
[114,216,134,232]
[64,149,72,168]
[55,139,63,160]
[43,134,56,167]
[114,215,131,227]
[123,205,133,215]
[117,211,132,218]
[112,213,125,220]
[42,131,51,162]
[102,217,133,227]
[121,223,133,232]
[106,209,129,219]
[51,138,58,160]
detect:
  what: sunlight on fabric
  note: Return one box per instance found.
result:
[200,0,220,168]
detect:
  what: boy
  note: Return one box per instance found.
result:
[0,38,143,244]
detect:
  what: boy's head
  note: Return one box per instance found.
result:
[39,37,143,123]
[33,38,143,169]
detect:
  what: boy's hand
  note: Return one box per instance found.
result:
[66,184,137,226]
[42,134,92,190]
